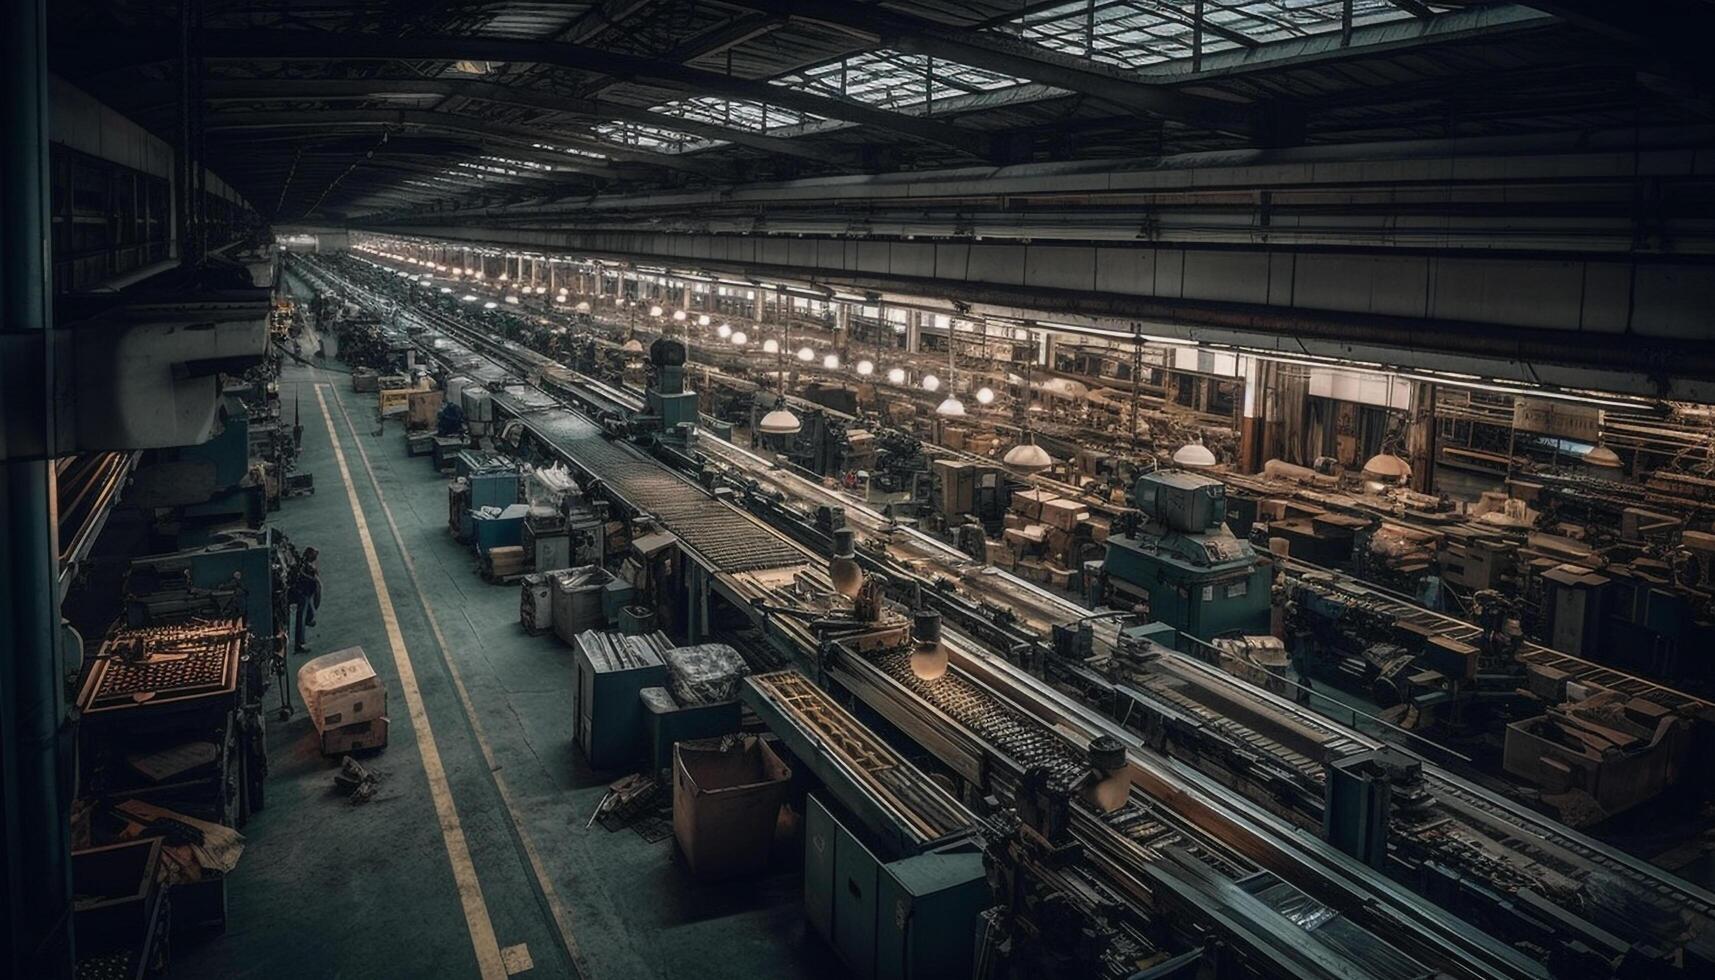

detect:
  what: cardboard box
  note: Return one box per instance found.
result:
[673,736,791,880]
[1011,489,1058,522]
[1040,498,1089,531]
[319,717,389,755]
[297,647,387,733]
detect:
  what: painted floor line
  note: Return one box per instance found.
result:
[324,381,592,980]
[313,383,509,980]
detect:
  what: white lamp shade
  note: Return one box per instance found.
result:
[797,346,815,362]
[975,387,995,405]
[1584,445,1622,469]
[649,304,664,317]
[936,396,966,417]
[763,339,780,354]
[1173,442,1218,469]
[622,338,644,353]
[758,408,802,436]
[822,354,840,369]
[672,309,687,322]
[856,360,874,376]
[887,367,906,384]
[716,323,732,338]
[1360,452,1411,482]
[730,331,748,345]
[697,314,711,326]
[921,374,940,392]
[1003,443,1053,472]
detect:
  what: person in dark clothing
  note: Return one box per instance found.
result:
[291,546,322,653]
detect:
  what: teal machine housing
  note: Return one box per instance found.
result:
[645,338,699,449]
[1101,470,1271,640]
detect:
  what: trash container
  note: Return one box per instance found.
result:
[672,735,791,880]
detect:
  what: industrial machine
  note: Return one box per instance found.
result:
[1098,471,1271,640]
[642,338,698,450]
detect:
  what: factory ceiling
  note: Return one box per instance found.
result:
[47,1,1715,222]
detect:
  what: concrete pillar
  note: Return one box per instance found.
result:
[906,310,922,353]
[1405,380,1437,494]
[2,0,75,972]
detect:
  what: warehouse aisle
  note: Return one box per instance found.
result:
[170,359,831,980]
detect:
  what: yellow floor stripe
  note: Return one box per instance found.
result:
[314,384,508,980]
[324,382,592,978]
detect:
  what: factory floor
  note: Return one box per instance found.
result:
[170,353,834,979]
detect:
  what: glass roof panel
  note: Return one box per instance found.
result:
[1001,1,1425,70]
[774,48,1033,110]
[648,96,818,133]
[590,120,728,153]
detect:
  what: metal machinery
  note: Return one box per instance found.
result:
[642,337,698,451]
[74,617,267,934]
[745,672,989,980]
[313,249,1715,980]
[1098,471,1272,641]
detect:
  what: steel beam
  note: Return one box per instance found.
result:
[74,29,996,160]
[121,77,859,167]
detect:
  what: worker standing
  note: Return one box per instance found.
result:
[291,546,323,653]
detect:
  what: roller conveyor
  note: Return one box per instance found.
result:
[306,251,1709,976]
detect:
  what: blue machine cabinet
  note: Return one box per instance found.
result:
[805,793,988,980]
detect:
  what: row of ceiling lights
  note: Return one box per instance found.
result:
[359,244,1056,468]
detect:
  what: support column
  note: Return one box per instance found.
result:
[2,0,73,974]
[1238,356,1263,474]
[906,310,922,353]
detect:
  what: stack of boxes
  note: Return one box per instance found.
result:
[296,647,389,755]
[997,488,1104,589]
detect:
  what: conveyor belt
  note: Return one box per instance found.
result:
[416,317,810,575]
[1279,557,1714,716]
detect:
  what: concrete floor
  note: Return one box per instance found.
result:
[170,356,836,979]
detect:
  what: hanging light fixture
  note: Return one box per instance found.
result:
[828,528,863,599]
[697,314,711,327]
[672,309,688,323]
[649,304,664,317]
[797,346,815,362]
[1584,445,1623,469]
[1360,452,1411,483]
[908,609,948,682]
[758,397,803,436]
[483,301,499,310]
[730,330,748,346]
[1173,441,1218,469]
[922,374,940,392]
[1003,441,1053,473]
[763,338,780,354]
[856,359,874,376]
[823,353,840,370]
[887,367,907,384]
[716,323,732,339]
[975,387,995,405]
